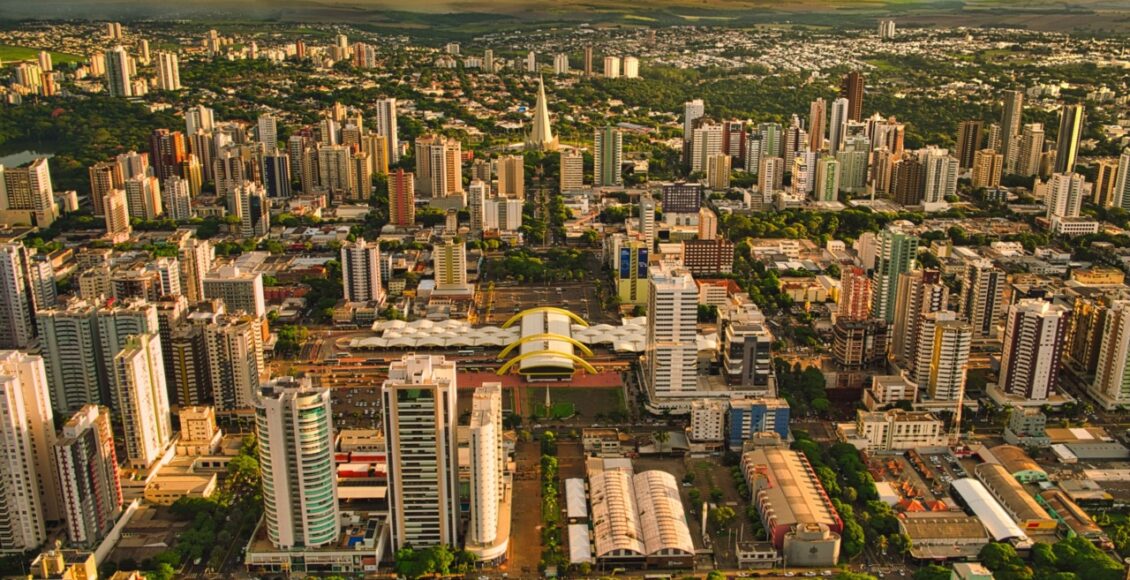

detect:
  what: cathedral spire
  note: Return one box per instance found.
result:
[526,76,559,151]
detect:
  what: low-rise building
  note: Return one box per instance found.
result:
[837,409,946,452]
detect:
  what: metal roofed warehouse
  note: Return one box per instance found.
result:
[949,478,1029,544]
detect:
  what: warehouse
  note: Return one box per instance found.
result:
[973,464,1057,533]
[897,513,990,561]
[949,478,1029,544]
[587,462,695,569]
[985,445,1048,483]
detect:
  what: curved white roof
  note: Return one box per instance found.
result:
[950,478,1027,542]
[634,471,695,556]
[590,469,695,560]
[357,317,649,352]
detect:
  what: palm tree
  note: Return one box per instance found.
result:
[653,430,670,456]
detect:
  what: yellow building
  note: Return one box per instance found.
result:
[1070,267,1125,286]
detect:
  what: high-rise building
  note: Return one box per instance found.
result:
[683,99,706,162]
[639,194,657,249]
[526,77,559,152]
[466,384,509,562]
[721,121,745,162]
[53,405,122,547]
[691,121,723,174]
[719,306,775,393]
[707,154,731,191]
[759,156,784,194]
[206,314,267,411]
[124,174,162,220]
[622,56,639,78]
[263,151,291,198]
[646,265,698,399]
[415,135,463,197]
[583,46,593,76]
[553,53,569,75]
[837,136,870,193]
[156,51,181,91]
[2,157,58,227]
[915,311,972,403]
[1093,158,1119,207]
[698,207,717,241]
[594,126,624,187]
[839,266,872,322]
[839,70,864,122]
[104,46,132,97]
[1055,103,1085,174]
[832,318,889,369]
[112,333,172,468]
[828,98,850,154]
[525,50,536,73]
[102,188,131,242]
[920,147,959,204]
[603,56,620,78]
[878,19,896,39]
[1046,172,1085,219]
[0,353,52,551]
[161,177,192,221]
[374,99,399,164]
[496,155,525,199]
[1016,123,1045,178]
[433,239,471,296]
[382,355,460,550]
[1000,90,1024,171]
[341,240,385,304]
[88,161,123,217]
[388,169,416,227]
[559,149,584,193]
[256,377,340,549]
[890,153,925,206]
[959,259,1006,339]
[956,120,983,170]
[203,266,265,318]
[1112,150,1130,210]
[228,182,270,238]
[813,155,840,201]
[808,98,826,152]
[971,148,1004,189]
[0,244,38,349]
[177,234,212,303]
[35,300,101,412]
[871,224,918,323]
[149,129,186,182]
[892,269,948,373]
[1091,300,1130,410]
[999,299,1068,401]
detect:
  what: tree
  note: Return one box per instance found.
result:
[707,571,727,580]
[145,563,176,580]
[914,565,951,580]
[708,506,736,530]
[653,430,670,455]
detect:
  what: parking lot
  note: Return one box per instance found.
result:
[481,281,614,325]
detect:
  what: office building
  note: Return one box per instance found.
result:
[871,225,919,323]
[613,237,649,305]
[433,238,471,296]
[388,169,415,227]
[728,399,790,447]
[341,239,385,304]
[1091,300,1130,410]
[594,126,623,187]
[203,266,265,318]
[112,334,172,468]
[206,314,267,411]
[53,405,122,547]
[104,46,132,97]
[526,77,559,152]
[2,157,58,227]
[382,355,460,550]
[956,120,983,170]
[466,384,510,562]
[959,259,1006,339]
[496,155,524,199]
[560,149,584,192]
[156,51,181,91]
[646,265,698,399]
[1055,104,1085,174]
[839,70,864,121]
[256,377,340,549]
[972,149,1004,189]
[720,307,775,393]
[999,300,1068,401]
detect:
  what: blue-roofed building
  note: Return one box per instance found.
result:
[728,398,790,449]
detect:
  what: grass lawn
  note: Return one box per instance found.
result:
[532,401,576,419]
[0,45,82,65]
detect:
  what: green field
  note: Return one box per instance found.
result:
[0,45,82,65]
[532,402,577,420]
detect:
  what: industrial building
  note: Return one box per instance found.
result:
[972,464,1057,533]
[740,438,842,567]
[897,513,989,561]
[949,478,1029,545]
